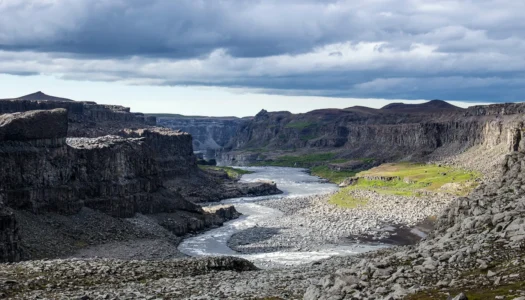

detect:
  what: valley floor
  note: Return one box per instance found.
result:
[2,147,523,299]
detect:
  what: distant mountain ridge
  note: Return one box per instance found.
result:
[381,99,463,112]
[1,91,75,102]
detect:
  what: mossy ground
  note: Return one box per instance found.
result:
[284,121,317,130]
[329,163,481,208]
[359,163,481,194]
[310,165,357,184]
[405,281,525,299]
[252,152,340,167]
[198,165,254,180]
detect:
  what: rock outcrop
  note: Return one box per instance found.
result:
[0,109,238,262]
[306,150,525,299]
[0,205,20,262]
[118,128,197,178]
[0,109,69,141]
[0,92,157,137]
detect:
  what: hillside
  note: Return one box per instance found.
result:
[381,99,464,113]
[2,91,76,102]
[219,100,525,169]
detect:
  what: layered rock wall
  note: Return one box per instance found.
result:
[119,128,197,177]
[222,104,525,164]
[0,205,21,262]
[0,109,236,262]
[0,99,157,137]
[157,117,245,152]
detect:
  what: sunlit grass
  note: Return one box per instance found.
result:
[310,166,357,184]
[329,163,481,208]
[357,163,481,196]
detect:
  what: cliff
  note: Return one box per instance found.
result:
[220,101,525,165]
[0,92,157,137]
[155,115,247,154]
[0,109,238,262]
[0,205,20,262]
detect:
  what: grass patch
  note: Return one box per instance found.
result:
[252,153,337,167]
[359,162,480,192]
[406,280,525,300]
[329,162,481,209]
[310,166,357,184]
[198,165,254,180]
[300,134,319,141]
[284,121,317,130]
[357,162,481,196]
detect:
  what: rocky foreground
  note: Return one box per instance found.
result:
[228,191,454,254]
[0,152,523,299]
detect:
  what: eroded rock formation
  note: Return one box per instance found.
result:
[0,109,239,262]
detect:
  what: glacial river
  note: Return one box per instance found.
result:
[178,167,384,268]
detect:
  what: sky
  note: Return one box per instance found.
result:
[0,0,523,117]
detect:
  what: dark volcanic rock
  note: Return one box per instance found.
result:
[0,109,241,261]
[8,91,75,102]
[67,135,202,218]
[381,99,464,113]
[0,92,157,137]
[156,115,247,152]
[0,204,21,262]
[221,101,525,164]
[0,109,68,141]
[118,128,197,177]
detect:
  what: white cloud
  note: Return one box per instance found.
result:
[0,0,524,101]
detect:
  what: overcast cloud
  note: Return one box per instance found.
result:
[1,0,524,102]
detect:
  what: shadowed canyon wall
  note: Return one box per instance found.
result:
[0,109,234,262]
[156,116,247,153]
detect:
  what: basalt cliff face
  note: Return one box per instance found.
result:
[155,116,247,155]
[0,109,239,262]
[0,92,157,137]
[220,100,525,165]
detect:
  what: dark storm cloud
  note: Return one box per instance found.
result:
[0,0,351,58]
[1,0,525,102]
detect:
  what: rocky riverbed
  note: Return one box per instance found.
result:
[2,152,525,299]
[228,190,455,254]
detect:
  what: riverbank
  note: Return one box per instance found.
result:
[228,191,454,254]
[5,153,525,299]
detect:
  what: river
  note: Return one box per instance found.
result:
[178,167,385,268]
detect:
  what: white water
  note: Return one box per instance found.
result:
[178,167,385,268]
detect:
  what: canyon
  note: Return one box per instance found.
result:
[1,92,525,299]
[155,100,525,174]
[154,114,247,158]
[0,92,280,263]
